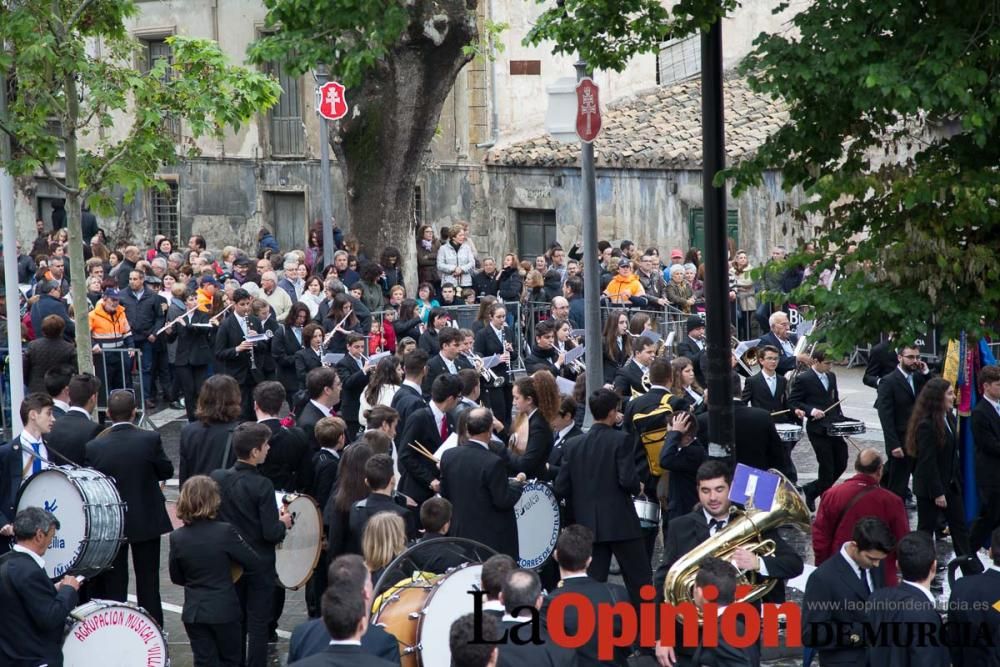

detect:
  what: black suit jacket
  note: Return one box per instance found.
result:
[661,506,802,604]
[676,338,706,385]
[310,449,340,515]
[422,353,457,398]
[544,576,630,666]
[524,345,560,377]
[913,415,960,500]
[474,324,516,380]
[272,323,305,393]
[740,371,791,419]
[47,409,101,466]
[298,401,329,451]
[802,550,887,665]
[554,423,641,543]
[167,310,214,367]
[497,620,577,667]
[211,462,287,567]
[0,441,24,529]
[397,406,452,504]
[440,442,521,559]
[346,492,416,556]
[84,424,173,542]
[691,616,760,667]
[659,431,707,522]
[213,313,267,383]
[757,331,799,375]
[168,519,261,624]
[178,420,238,486]
[547,424,583,482]
[390,383,426,440]
[867,582,951,667]
[288,618,400,665]
[335,354,368,423]
[696,403,790,477]
[863,340,898,389]
[612,359,646,405]
[972,400,1000,492]
[948,568,1000,667]
[258,418,314,493]
[876,368,928,455]
[294,347,325,389]
[508,410,554,481]
[0,550,78,666]
[408,531,468,574]
[788,369,844,436]
[289,642,395,667]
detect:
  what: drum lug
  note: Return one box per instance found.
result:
[401,646,418,655]
[408,612,422,619]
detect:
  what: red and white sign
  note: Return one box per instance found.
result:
[317,81,348,121]
[575,78,602,143]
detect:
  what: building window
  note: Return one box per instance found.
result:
[412,185,424,227]
[268,61,304,157]
[150,181,179,241]
[688,208,739,256]
[142,38,181,141]
[516,209,556,261]
[657,34,700,86]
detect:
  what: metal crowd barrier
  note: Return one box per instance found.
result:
[93,346,154,430]
[439,301,525,372]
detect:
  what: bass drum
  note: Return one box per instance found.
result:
[16,467,125,578]
[514,481,560,568]
[373,563,484,667]
[63,599,168,667]
[275,492,323,590]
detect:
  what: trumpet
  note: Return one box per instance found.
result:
[467,352,504,388]
[155,305,199,335]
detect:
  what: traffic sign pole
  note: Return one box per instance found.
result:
[576,61,601,428]
[314,70,336,268]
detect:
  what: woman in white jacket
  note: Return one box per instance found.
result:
[436,223,477,288]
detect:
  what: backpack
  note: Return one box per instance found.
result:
[631,392,675,476]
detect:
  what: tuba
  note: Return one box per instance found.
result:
[663,469,810,618]
[631,370,652,398]
[731,337,759,375]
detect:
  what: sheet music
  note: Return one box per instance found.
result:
[564,345,585,363]
[481,354,502,369]
[368,351,392,364]
[322,353,345,365]
[569,329,586,338]
[435,432,459,461]
[245,332,270,343]
[555,376,576,395]
[733,338,761,358]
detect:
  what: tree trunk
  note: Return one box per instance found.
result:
[331,0,477,294]
[62,70,95,374]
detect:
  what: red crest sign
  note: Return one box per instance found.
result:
[575,78,602,143]
[317,81,348,121]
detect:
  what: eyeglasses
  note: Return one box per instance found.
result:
[901,354,920,360]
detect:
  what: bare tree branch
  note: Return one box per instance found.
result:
[81,140,132,199]
[66,0,99,32]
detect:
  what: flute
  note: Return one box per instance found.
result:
[322,312,352,346]
[208,303,234,326]
[155,305,199,335]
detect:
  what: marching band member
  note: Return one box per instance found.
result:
[409,497,467,574]
[418,307,450,356]
[547,396,583,483]
[601,310,630,386]
[47,372,102,467]
[653,460,803,666]
[789,347,849,511]
[273,304,310,409]
[423,326,465,397]
[670,356,704,413]
[877,343,930,503]
[507,373,557,480]
[0,508,80,666]
[213,287,269,421]
[741,345,802,422]
[298,368,342,451]
[211,423,293,667]
[335,333,373,439]
[555,388,652,606]
[524,319,564,376]
[295,323,328,397]
[348,454,417,555]
[390,349,429,439]
[496,569,576,666]
[0,393,56,548]
[397,374,462,508]
[306,416,348,619]
[553,319,580,381]
[948,526,1000,667]
[322,294,364,354]
[85,390,173,626]
[690,558,760,667]
[676,315,706,386]
[178,374,241,485]
[164,289,214,421]
[475,303,516,426]
[757,310,812,375]
[970,364,1000,550]
[803,517,895,667]
[255,381,313,494]
[169,476,261,667]
[613,334,656,405]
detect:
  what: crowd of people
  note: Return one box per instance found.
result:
[0,215,997,667]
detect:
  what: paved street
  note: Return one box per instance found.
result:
[135,365,957,666]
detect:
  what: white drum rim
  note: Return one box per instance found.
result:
[62,599,168,667]
[275,493,322,590]
[414,563,483,667]
[514,481,561,569]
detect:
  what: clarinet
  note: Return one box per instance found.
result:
[246,316,257,371]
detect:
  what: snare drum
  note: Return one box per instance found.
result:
[633,497,661,529]
[775,424,803,443]
[15,467,125,578]
[514,481,560,568]
[275,492,323,590]
[63,599,168,667]
[374,563,483,667]
[828,420,867,437]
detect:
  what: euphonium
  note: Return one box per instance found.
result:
[632,370,652,398]
[663,469,810,618]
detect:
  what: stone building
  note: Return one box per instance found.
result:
[8,0,807,266]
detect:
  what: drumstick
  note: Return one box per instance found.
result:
[822,398,846,415]
[770,409,790,417]
[412,440,436,459]
[846,436,864,453]
[407,443,438,463]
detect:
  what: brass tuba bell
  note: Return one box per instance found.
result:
[663,469,810,619]
[632,370,652,398]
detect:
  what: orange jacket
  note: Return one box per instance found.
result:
[89,300,133,349]
[604,274,645,304]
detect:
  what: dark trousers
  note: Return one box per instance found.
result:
[804,433,848,501]
[917,488,976,573]
[588,537,652,607]
[236,568,274,667]
[175,364,208,421]
[305,551,329,618]
[137,340,155,402]
[970,488,1000,550]
[239,380,258,422]
[883,452,915,499]
[90,537,163,626]
[270,585,286,636]
[185,621,242,667]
